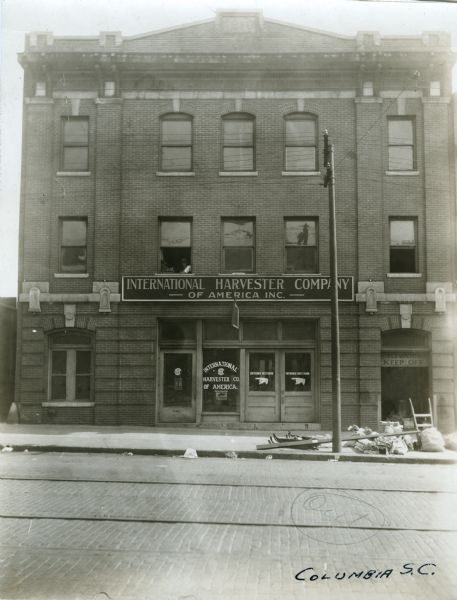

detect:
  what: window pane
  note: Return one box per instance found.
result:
[163,353,193,407]
[161,221,191,247]
[161,248,192,273]
[223,147,253,171]
[285,147,316,171]
[388,147,413,170]
[76,351,91,374]
[223,220,254,246]
[160,321,196,342]
[224,248,253,271]
[51,376,66,400]
[286,247,317,273]
[61,247,87,272]
[224,120,253,145]
[204,321,239,341]
[62,221,87,246]
[243,321,277,340]
[162,147,191,171]
[162,119,191,145]
[388,120,413,145]
[249,352,275,391]
[285,220,316,246]
[285,119,315,145]
[52,351,67,374]
[390,221,415,246]
[75,375,90,400]
[64,119,88,144]
[390,248,416,273]
[282,321,316,340]
[63,147,89,171]
[202,349,240,412]
[285,352,311,392]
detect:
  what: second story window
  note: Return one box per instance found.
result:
[222,218,255,273]
[160,220,192,273]
[104,81,115,97]
[62,117,89,172]
[284,114,317,171]
[388,117,415,171]
[60,218,87,273]
[160,114,192,172]
[284,219,318,273]
[389,218,417,273]
[35,81,46,97]
[222,113,255,171]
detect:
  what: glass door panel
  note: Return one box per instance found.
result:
[160,352,196,422]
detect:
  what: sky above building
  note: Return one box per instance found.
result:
[1,0,456,297]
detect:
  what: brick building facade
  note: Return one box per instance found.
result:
[16,12,457,431]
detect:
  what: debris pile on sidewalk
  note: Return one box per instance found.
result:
[347,423,415,456]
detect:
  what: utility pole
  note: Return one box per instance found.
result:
[323,131,342,453]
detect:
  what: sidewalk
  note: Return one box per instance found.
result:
[1,423,456,463]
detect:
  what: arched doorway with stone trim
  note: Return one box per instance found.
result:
[381,329,431,421]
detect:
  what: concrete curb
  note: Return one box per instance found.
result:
[2,443,457,464]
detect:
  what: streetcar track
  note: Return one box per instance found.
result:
[1,476,455,495]
[0,513,456,533]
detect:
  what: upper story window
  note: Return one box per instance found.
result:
[222,113,255,171]
[389,218,417,273]
[61,117,89,172]
[35,81,46,97]
[388,117,416,171]
[160,114,193,172]
[60,218,87,273]
[284,218,318,273]
[104,81,115,97]
[222,218,255,273]
[430,81,441,97]
[160,219,192,273]
[284,114,317,171]
[49,331,92,402]
[362,81,374,96]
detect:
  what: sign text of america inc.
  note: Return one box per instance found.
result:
[122,276,354,301]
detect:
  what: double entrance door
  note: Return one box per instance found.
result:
[245,350,315,423]
[158,349,315,424]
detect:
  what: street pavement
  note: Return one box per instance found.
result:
[0,452,456,600]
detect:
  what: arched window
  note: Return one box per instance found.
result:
[222,113,255,172]
[284,113,317,172]
[160,113,193,172]
[49,331,93,402]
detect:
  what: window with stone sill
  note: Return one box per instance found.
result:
[387,117,416,171]
[284,114,317,172]
[160,113,193,172]
[49,331,93,402]
[160,219,192,273]
[389,218,417,273]
[61,116,89,172]
[59,218,87,273]
[222,218,255,273]
[222,113,255,172]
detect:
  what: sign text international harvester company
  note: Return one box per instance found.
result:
[122,276,354,301]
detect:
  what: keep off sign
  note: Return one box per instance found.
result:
[122,275,354,302]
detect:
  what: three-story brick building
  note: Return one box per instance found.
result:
[15,11,457,431]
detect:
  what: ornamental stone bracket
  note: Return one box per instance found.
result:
[19,281,121,306]
[400,304,412,329]
[64,304,76,328]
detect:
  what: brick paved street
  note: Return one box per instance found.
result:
[0,453,456,600]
